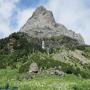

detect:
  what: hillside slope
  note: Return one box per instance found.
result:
[0,32,90,90]
[0,32,90,78]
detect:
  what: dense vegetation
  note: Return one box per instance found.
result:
[0,32,90,89]
[0,68,90,90]
[0,32,80,69]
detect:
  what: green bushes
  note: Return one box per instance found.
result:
[64,65,80,75]
[19,62,30,73]
[0,68,90,90]
[0,32,90,79]
[72,83,90,90]
[19,52,62,73]
[19,52,71,73]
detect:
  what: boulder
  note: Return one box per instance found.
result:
[47,68,65,76]
[29,62,39,73]
[55,70,65,76]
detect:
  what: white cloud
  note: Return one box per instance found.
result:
[17,8,34,30]
[45,0,90,44]
[0,0,19,38]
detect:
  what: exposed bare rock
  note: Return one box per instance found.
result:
[20,6,85,44]
[70,50,90,64]
[7,38,16,53]
[47,68,65,76]
[53,49,90,65]
[29,62,39,73]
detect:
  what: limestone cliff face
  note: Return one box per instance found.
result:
[20,6,85,44]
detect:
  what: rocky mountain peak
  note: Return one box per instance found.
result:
[20,6,85,44]
[34,6,47,15]
[33,6,55,22]
[27,6,56,27]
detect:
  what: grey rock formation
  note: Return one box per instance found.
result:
[47,68,65,76]
[29,62,39,73]
[20,6,85,44]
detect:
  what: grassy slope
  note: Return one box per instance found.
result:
[0,32,90,90]
[0,68,90,90]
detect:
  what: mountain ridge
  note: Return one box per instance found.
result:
[20,6,85,44]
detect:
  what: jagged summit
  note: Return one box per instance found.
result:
[32,6,56,25]
[22,6,56,28]
[35,6,46,12]
[20,6,85,44]
[33,6,49,16]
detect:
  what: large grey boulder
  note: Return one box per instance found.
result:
[47,68,65,76]
[29,62,39,73]
[20,6,85,44]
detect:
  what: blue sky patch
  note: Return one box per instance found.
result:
[16,0,48,10]
[10,11,18,30]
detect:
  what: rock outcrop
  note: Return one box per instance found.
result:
[29,62,39,73]
[20,6,85,44]
[47,68,65,76]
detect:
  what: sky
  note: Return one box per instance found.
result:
[0,0,90,44]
